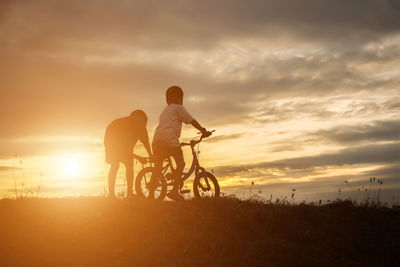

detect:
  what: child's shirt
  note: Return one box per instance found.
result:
[104,116,147,151]
[153,104,194,147]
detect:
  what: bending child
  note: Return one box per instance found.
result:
[104,110,152,198]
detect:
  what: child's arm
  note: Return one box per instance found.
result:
[139,127,152,157]
[190,119,207,134]
[176,105,207,134]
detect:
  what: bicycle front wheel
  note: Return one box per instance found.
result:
[135,167,167,201]
[193,171,220,199]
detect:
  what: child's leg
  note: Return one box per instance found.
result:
[170,148,185,194]
[125,160,134,197]
[149,156,163,199]
[108,162,119,197]
[149,143,166,199]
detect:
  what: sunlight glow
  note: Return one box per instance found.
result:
[59,155,83,178]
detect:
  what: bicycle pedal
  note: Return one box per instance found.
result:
[180,189,191,194]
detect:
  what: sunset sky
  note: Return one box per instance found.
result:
[1,0,399,202]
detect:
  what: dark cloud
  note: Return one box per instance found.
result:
[2,0,400,53]
[215,142,400,177]
[363,163,400,180]
[315,120,400,144]
[219,160,400,204]
[364,164,400,183]
[222,170,400,204]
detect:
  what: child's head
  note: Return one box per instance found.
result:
[129,109,148,126]
[166,86,183,105]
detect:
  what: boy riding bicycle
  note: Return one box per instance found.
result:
[150,86,211,201]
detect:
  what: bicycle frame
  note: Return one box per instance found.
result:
[163,133,213,184]
[182,142,205,181]
[137,131,217,198]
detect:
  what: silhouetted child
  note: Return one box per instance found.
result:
[150,86,210,201]
[104,110,152,198]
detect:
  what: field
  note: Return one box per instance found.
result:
[1,197,399,266]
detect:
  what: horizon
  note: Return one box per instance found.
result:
[0,0,399,203]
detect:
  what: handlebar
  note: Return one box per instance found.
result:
[181,130,215,147]
[180,142,191,147]
[197,130,215,136]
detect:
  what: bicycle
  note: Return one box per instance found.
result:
[135,131,220,200]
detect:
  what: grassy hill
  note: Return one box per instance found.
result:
[0,197,399,266]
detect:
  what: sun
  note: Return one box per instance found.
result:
[59,155,83,178]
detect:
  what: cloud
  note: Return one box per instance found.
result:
[251,99,337,124]
[215,142,400,177]
[204,134,243,143]
[315,120,400,144]
[221,168,400,204]
[0,166,20,172]
[0,137,102,159]
[0,0,399,174]
[364,164,400,183]
[1,0,400,141]
[363,163,400,179]
[2,0,400,53]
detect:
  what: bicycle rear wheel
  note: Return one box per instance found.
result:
[193,171,220,199]
[135,167,167,201]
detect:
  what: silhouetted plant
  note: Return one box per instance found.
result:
[250,181,254,197]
